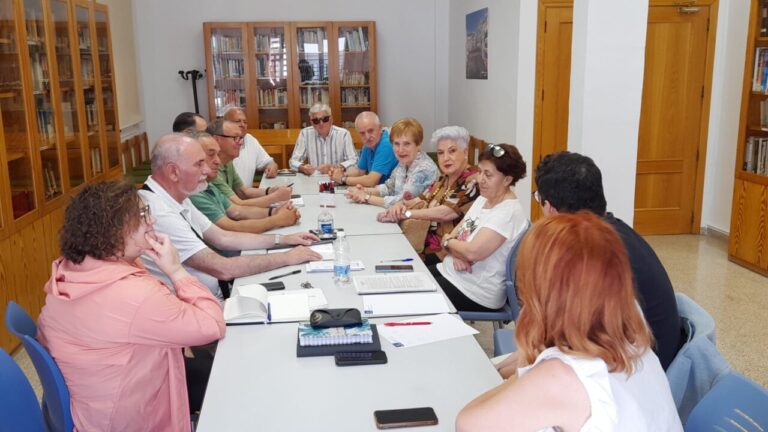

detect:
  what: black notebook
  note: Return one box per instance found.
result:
[296,324,381,358]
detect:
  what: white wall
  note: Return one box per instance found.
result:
[132,0,449,146]
[701,0,750,234]
[568,0,648,224]
[447,0,537,216]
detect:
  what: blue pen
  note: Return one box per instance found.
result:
[378,258,414,263]
[267,303,271,323]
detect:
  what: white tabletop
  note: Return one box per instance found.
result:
[270,193,402,236]
[236,234,456,314]
[196,320,502,432]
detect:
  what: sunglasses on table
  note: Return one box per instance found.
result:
[310,115,331,125]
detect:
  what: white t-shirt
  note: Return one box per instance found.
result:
[437,196,527,309]
[232,133,275,185]
[518,347,683,432]
[138,176,222,300]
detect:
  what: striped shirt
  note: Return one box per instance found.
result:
[289,125,357,170]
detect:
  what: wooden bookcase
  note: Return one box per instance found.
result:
[729,0,768,276]
[204,21,377,129]
[0,0,120,353]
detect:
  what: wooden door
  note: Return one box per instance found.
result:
[634,5,712,234]
[531,4,572,221]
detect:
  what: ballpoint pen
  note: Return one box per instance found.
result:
[379,258,414,263]
[268,269,301,280]
[383,321,432,327]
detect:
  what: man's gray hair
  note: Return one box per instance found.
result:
[151,133,193,172]
[354,111,381,128]
[430,126,470,150]
[185,130,213,140]
[309,102,332,117]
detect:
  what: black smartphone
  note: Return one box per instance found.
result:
[291,194,301,199]
[261,281,285,291]
[334,350,388,367]
[309,229,338,240]
[375,265,414,273]
[374,407,438,429]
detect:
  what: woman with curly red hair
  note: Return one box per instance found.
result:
[457,212,681,431]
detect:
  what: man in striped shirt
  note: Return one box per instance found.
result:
[289,102,357,175]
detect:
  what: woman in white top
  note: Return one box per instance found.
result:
[429,143,528,311]
[456,213,682,432]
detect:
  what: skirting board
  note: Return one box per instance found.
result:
[700,225,729,240]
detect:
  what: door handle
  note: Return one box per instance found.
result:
[678,6,700,14]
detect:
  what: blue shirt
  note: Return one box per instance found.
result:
[357,129,397,184]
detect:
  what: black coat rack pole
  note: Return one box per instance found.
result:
[178,69,204,114]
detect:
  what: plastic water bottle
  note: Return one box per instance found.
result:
[333,231,351,283]
[317,207,334,235]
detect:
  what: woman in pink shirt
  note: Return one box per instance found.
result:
[37,181,225,431]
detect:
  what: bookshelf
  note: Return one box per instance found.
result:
[204,21,377,129]
[0,0,120,353]
[729,0,768,276]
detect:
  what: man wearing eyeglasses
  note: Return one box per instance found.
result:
[208,119,293,208]
[289,102,357,175]
[225,107,279,183]
[534,151,682,371]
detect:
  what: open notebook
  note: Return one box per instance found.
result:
[223,284,328,325]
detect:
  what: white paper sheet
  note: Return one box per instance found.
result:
[379,313,479,348]
[361,293,450,317]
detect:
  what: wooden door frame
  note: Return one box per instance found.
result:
[531,0,719,233]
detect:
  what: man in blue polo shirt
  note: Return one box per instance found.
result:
[330,111,398,187]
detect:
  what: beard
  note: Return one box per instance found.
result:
[181,176,209,196]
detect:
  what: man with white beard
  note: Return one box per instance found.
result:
[139,134,321,299]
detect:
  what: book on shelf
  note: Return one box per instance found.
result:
[298,319,373,346]
[753,47,768,93]
[762,4,768,37]
[223,284,328,325]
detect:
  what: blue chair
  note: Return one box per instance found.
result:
[493,328,516,357]
[5,301,74,432]
[0,349,45,432]
[666,293,730,424]
[458,222,530,330]
[685,372,768,431]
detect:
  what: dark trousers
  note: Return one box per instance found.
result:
[184,346,215,413]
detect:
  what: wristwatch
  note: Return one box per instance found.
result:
[364,193,371,204]
[274,234,281,246]
[404,210,413,219]
[442,236,453,249]
[341,175,348,185]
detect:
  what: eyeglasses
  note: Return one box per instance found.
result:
[214,134,243,143]
[532,190,541,204]
[139,204,152,224]
[310,115,331,125]
[487,143,505,158]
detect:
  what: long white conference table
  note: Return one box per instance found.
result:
[261,171,339,196]
[197,175,503,431]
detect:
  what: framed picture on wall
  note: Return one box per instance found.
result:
[466,7,488,80]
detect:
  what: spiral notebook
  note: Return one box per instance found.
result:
[298,319,373,346]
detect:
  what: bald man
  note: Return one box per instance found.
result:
[330,111,397,187]
[225,107,279,183]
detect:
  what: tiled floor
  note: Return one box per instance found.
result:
[13,232,768,400]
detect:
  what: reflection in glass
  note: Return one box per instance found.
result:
[254,26,288,129]
[337,26,371,129]
[0,1,37,218]
[51,0,85,188]
[95,9,118,170]
[210,28,246,117]
[76,4,103,177]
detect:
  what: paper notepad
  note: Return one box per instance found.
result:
[266,242,335,260]
[361,293,451,317]
[379,314,479,348]
[306,260,365,273]
[223,284,328,325]
[354,273,438,295]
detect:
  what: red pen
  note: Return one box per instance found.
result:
[383,321,432,327]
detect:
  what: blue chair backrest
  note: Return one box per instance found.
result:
[685,372,768,431]
[504,221,530,321]
[5,301,74,432]
[0,349,46,432]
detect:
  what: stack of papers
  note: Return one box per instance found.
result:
[361,293,450,317]
[354,273,438,294]
[379,314,479,348]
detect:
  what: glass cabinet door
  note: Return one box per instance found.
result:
[208,26,246,118]
[252,25,289,129]
[25,0,64,202]
[295,25,329,127]
[336,24,373,129]
[1,1,37,219]
[50,0,84,188]
[94,6,117,171]
[75,3,102,177]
